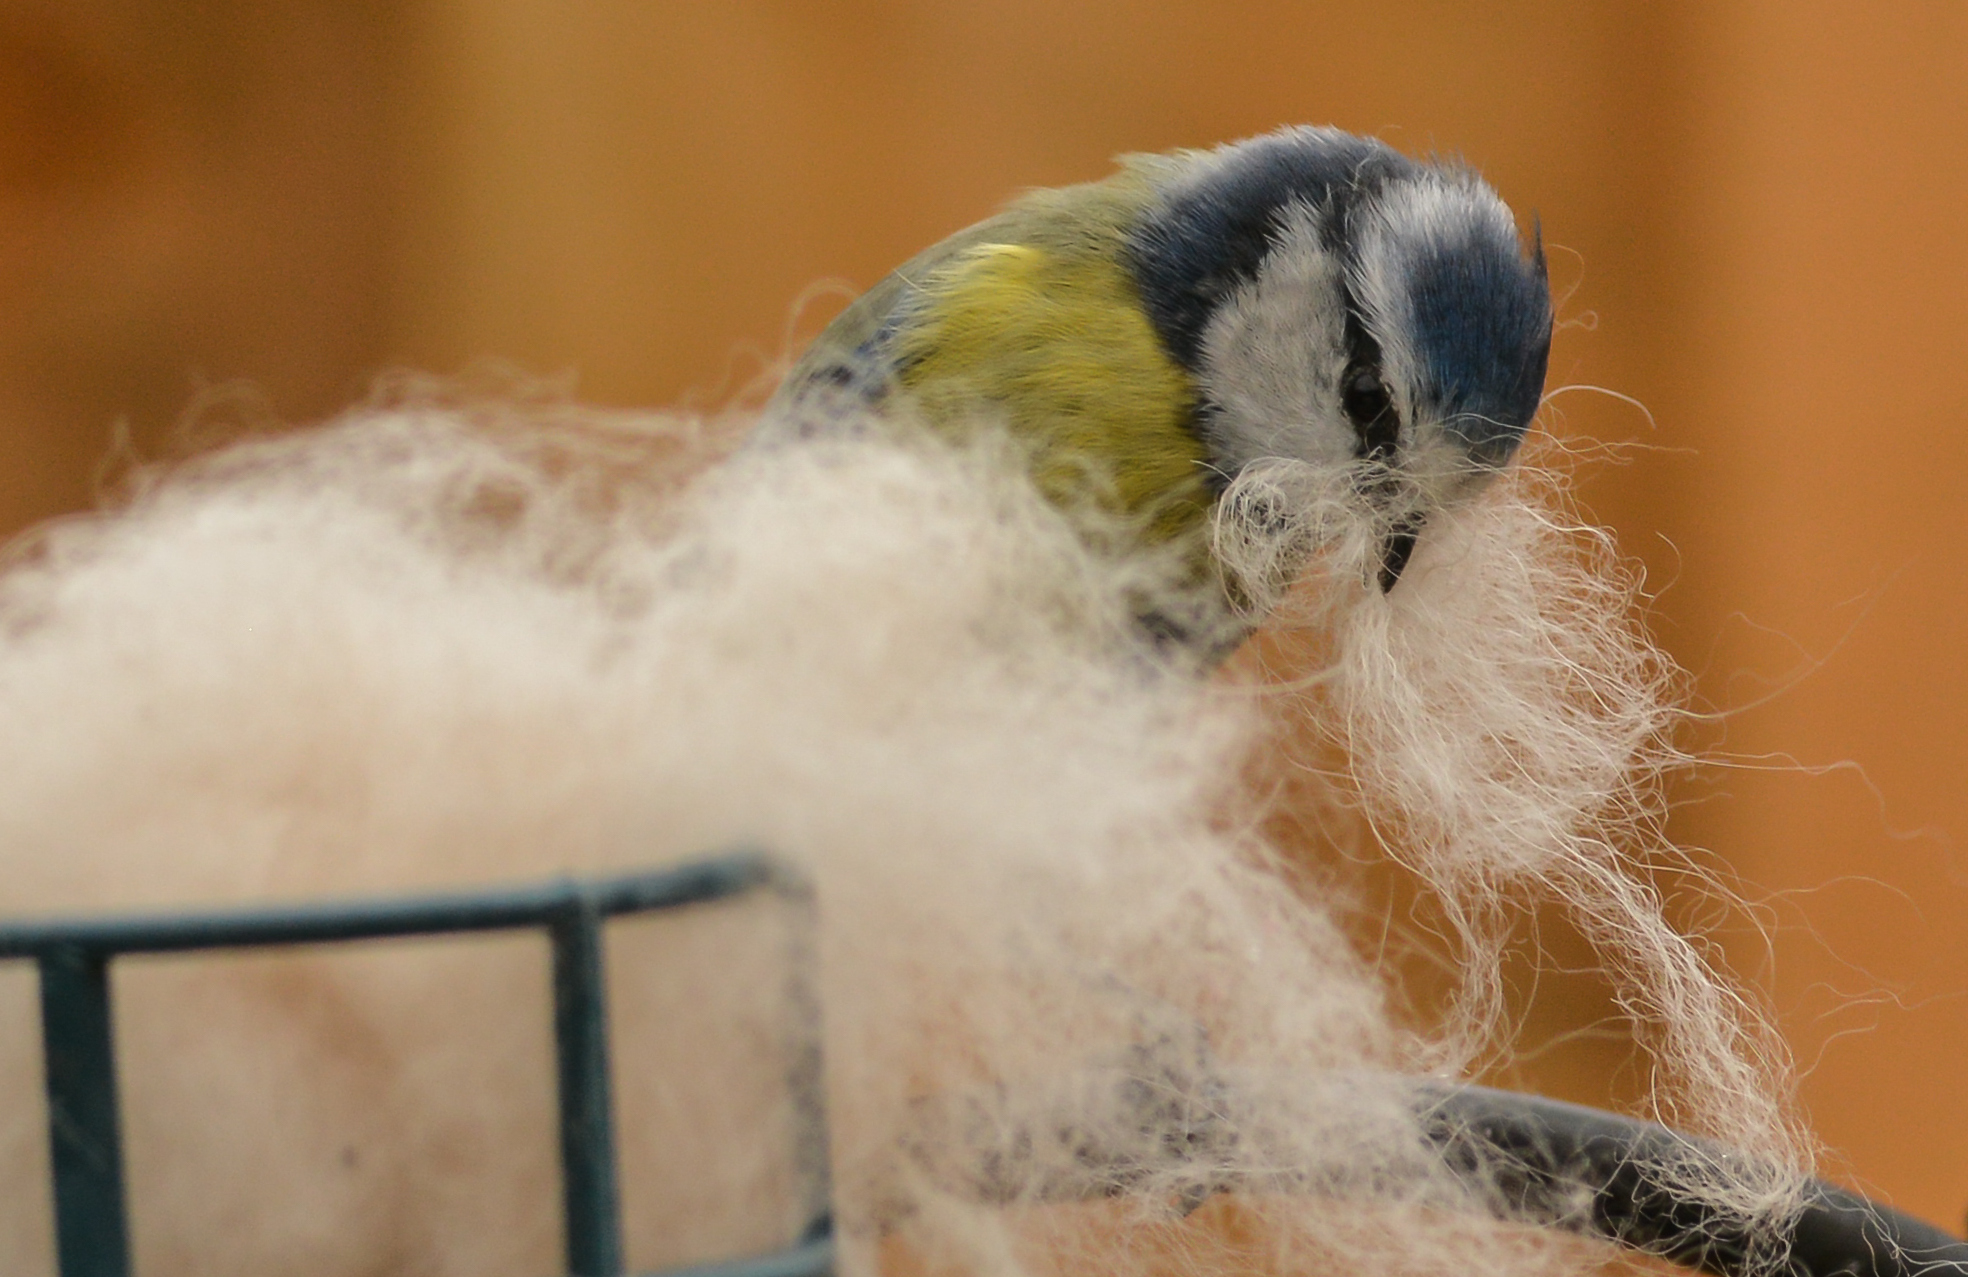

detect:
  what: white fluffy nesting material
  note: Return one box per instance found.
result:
[0,396,1799,1277]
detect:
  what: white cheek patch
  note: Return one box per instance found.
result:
[1194,203,1356,476]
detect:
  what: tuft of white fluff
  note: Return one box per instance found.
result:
[1218,446,1809,1225]
[0,393,1801,1276]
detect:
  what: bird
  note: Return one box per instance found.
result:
[766,125,1552,654]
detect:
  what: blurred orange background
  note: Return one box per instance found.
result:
[1,0,1963,1234]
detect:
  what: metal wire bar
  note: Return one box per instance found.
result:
[0,850,833,1277]
[28,846,1958,1277]
[1422,1084,1968,1277]
[38,947,130,1277]
[901,1062,1967,1277]
[554,897,623,1277]
[0,853,779,958]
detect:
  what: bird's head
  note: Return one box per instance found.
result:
[1125,128,1552,592]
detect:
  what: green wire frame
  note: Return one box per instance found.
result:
[0,850,833,1277]
[5,849,1964,1277]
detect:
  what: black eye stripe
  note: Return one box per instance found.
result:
[1338,296,1399,459]
[1342,365,1391,427]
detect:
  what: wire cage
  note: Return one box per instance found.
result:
[1,851,832,1277]
[2,850,1962,1277]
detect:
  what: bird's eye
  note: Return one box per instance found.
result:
[1340,364,1399,459]
[1341,365,1392,427]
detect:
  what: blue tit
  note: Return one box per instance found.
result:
[768,125,1551,646]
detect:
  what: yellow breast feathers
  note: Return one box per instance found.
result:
[890,238,1213,546]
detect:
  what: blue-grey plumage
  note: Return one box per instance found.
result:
[769,125,1552,635]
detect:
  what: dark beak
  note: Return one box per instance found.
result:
[1377,515,1425,593]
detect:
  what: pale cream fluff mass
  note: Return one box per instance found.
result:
[0,388,1800,1276]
